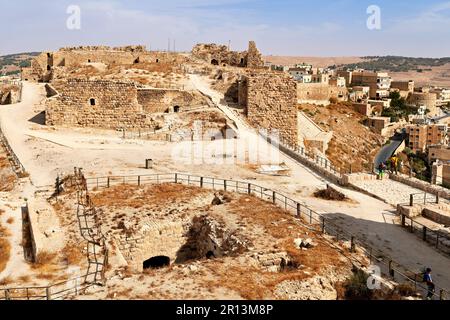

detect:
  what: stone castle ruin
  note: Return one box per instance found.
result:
[21,45,175,83]
[45,79,207,129]
[192,41,264,68]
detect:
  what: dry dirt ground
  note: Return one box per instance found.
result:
[1,72,450,297]
[298,103,384,172]
[52,183,360,300]
[389,64,450,88]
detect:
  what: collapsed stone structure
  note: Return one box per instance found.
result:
[238,71,299,146]
[192,41,264,68]
[45,79,207,129]
[0,84,20,105]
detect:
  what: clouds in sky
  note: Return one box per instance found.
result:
[1,0,449,57]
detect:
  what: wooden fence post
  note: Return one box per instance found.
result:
[401,214,406,227]
[200,177,204,188]
[46,287,52,300]
[107,177,110,188]
[175,173,178,184]
[423,226,427,241]
[138,176,141,187]
[272,191,276,204]
[248,183,251,195]
[389,261,394,279]
[321,218,325,234]
[224,180,227,191]
[436,193,440,204]
[297,203,301,218]
[350,236,355,253]
[410,194,414,207]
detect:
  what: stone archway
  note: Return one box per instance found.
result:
[211,59,219,66]
[143,256,170,270]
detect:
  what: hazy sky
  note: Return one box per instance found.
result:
[1,0,450,57]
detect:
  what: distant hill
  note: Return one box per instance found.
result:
[334,56,450,73]
[0,52,40,76]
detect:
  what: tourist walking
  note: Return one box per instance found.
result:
[423,268,435,300]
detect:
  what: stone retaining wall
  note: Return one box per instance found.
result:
[390,174,450,200]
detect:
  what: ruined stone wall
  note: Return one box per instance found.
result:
[245,71,298,146]
[137,88,206,113]
[192,41,264,68]
[297,83,347,105]
[115,221,186,272]
[45,79,156,129]
[238,77,248,107]
[24,47,177,82]
[192,43,246,67]
[246,41,264,69]
[0,85,20,105]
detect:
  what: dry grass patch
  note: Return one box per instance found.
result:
[0,224,11,273]
[62,242,85,265]
[0,276,13,286]
[227,196,306,239]
[32,251,58,270]
[91,183,209,209]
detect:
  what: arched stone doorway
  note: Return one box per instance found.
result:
[143,256,170,270]
[211,59,219,66]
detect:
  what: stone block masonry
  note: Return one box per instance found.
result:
[46,79,156,129]
[243,71,299,147]
[192,41,264,68]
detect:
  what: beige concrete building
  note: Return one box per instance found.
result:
[366,116,391,135]
[349,70,392,99]
[428,145,450,163]
[391,80,414,93]
[406,124,448,153]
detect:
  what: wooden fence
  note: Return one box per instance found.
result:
[0,169,108,301]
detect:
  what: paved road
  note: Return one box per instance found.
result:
[374,132,406,172]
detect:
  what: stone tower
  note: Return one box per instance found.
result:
[246,41,264,69]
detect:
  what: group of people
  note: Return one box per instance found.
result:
[377,155,402,179]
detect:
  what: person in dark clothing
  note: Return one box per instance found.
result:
[423,268,435,300]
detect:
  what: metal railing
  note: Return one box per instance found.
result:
[83,172,448,300]
[400,214,450,256]
[406,192,445,207]
[260,132,342,179]
[397,192,450,255]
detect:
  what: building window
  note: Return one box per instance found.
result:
[89,98,96,106]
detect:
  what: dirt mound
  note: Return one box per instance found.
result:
[314,185,348,201]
